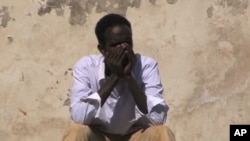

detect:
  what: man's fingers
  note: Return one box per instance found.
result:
[117,45,124,55]
[116,45,126,61]
[118,52,126,64]
[122,43,132,54]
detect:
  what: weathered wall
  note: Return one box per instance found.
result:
[0,0,249,141]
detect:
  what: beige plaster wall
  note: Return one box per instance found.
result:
[0,0,249,141]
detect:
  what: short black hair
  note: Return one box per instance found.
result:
[95,13,132,45]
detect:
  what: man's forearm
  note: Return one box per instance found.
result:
[98,74,120,106]
[125,75,148,114]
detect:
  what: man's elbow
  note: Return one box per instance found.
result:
[70,107,88,124]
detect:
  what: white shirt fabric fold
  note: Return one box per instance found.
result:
[70,54,169,135]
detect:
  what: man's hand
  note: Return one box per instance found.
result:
[105,45,126,77]
[122,43,136,76]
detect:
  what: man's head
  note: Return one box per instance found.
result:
[95,14,133,54]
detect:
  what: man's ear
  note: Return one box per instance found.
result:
[97,44,105,55]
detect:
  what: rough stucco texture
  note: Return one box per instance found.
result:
[0,0,250,141]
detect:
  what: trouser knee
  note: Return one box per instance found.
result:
[62,124,91,141]
[142,125,175,141]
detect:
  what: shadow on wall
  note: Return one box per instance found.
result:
[37,0,178,25]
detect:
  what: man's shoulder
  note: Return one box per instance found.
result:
[75,54,104,67]
[136,54,158,67]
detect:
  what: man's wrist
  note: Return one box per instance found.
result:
[110,73,122,81]
[124,74,134,82]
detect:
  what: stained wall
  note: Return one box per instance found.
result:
[0,0,250,141]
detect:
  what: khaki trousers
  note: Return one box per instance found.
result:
[62,124,175,141]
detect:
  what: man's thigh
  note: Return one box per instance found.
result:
[129,125,175,141]
[62,124,107,141]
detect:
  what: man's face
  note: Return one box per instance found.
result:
[100,24,136,74]
[103,24,133,52]
[102,25,133,68]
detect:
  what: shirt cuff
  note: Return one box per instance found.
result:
[135,94,165,115]
[81,92,102,118]
[147,94,165,112]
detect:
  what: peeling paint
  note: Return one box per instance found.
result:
[166,0,177,4]
[37,0,178,25]
[207,6,214,18]
[0,6,11,27]
[1,0,250,141]
[227,0,248,15]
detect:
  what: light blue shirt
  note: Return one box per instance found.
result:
[70,54,169,135]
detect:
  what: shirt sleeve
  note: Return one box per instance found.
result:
[70,58,101,124]
[136,59,169,125]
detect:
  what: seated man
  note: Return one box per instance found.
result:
[63,14,175,141]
